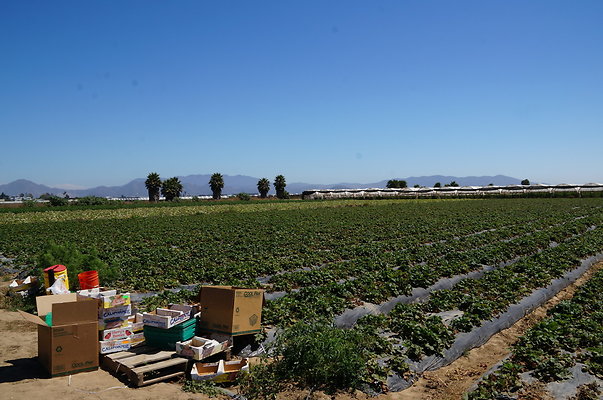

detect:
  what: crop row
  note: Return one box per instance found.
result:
[266,211,601,292]
[263,212,603,325]
[342,225,603,385]
[468,266,603,399]
[1,199,600,292]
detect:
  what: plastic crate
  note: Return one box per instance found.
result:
[143,317,196,349]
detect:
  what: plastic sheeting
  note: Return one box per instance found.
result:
[387,253,603,391]
[334,261,506,328]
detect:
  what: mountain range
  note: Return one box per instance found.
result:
[0,175,523,198]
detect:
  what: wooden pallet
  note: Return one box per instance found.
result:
[102,345,188,387]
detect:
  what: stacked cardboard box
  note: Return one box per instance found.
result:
[129,313,145,346]
[78,289,137,354]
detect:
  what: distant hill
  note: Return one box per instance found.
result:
[0,174,523,198]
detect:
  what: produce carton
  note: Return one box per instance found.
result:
[175,336,232,360]
[191,359,249,382]
[100,324,133,341]
[99,338,131,354]
[99,304,132,320]
[78,289,131,308]
[98,317,130,331]
[18,293,99,377]
[169,303,200,317]
[77,287,105,298]
[128,313,144,332]
[9,276,38,292]
[99,292,130,308]
[143,307,190,329]
[198,286,264,336]
[130,332,145,346]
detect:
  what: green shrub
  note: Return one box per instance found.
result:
[238,362,282,400]
[182,379,221,397]
[37,243,119,290]
[22,199,36,208]
[239,323,371,398]
[237,193,251,201]
[48,196,69,207]
[76,196,109,206]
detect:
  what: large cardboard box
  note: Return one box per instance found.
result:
[19,294,99,377]
[198,286,264,336]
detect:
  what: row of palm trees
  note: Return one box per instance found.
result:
[145,173,288,202]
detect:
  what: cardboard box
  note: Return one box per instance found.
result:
[191,359,249,382]
[18,294,99,377]
[142,308,190,329]
[77,287,105,298]
[9,276,38,292]
[175,336,232,360]
[130,332,145,346]
[78,289,131,308]
[128,313,144,332]
[99,292,130,308]
[100,325,133,341]
[98,317,130,331]
[198,286,264,336]
[99,338,131,354]
[99,304,132,320]
[169,303,201,318]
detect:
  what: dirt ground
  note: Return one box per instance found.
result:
[0,275,212,400]
[1,262,600,400]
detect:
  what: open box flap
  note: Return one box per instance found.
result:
[36,293,77,316]
[18,310,48,326]
[53,297,98,325]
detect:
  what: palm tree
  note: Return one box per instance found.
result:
[209,173,224,200]
[161,177,183,201]
[274,175,287,199]
[257,178,270,198]
[145,172,162,202]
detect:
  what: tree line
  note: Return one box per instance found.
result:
[145,173,290,202]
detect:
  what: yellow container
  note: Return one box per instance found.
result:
[43,264,69,290]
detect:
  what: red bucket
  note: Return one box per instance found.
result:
[78,270,99,289]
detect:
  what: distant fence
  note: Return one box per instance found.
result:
[301,184,603,200]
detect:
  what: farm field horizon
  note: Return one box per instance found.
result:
[1,197,602,396]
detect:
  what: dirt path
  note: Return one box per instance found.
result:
[384,261,603,400]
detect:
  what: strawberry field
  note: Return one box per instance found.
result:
[1,197,602,394]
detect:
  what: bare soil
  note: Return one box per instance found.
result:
[0,280,210,400]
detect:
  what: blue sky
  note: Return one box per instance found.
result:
[1,1,602,188]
